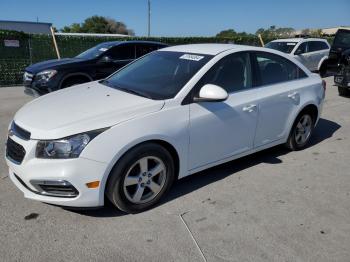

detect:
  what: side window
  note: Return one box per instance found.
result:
[136,44,158,58]
[108,45,135,60]
[319,41,330,50]
[308,41,325,52]
[197,52,252,93]
[295,42,308,54]
[255,52,307,86]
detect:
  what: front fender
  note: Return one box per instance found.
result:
[80,105,190,205]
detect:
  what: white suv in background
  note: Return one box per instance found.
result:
[265,38,330,74]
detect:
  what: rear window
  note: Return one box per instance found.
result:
[333,30,350,48]
[265,41,297,54]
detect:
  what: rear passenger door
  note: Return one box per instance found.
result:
[307,41,330,71]
[252,51,308,148]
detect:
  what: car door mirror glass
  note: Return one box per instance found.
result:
[194,84,228,102]
[294,49,303,55]
[99,55,113,63]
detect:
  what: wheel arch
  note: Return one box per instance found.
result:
[59,72,93,89]
[289,103,319,135]
[101,138,181,200]
[317,56,328,72]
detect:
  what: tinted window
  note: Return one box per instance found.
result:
[102,51,213,100]
[196,52,252,93]
[75,43,113,59]
[255,52,307,85]
[108,45,135,60]
[295,42,307,54]
[333,30,350,48]
[265,41,297,54]
[136,44,159,58]
[308,41,329,52]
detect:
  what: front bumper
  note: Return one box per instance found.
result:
[23,71,61,96]
[334,70,350,88]
[5,134,108,207]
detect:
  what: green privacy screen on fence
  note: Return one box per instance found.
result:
[0,29,333,86]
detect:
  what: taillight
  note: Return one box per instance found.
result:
[322,80,326,91]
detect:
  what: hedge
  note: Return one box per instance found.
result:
[0,29,333,86]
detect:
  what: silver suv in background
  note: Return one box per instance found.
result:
[265,38,330,75]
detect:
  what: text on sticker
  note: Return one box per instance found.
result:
[180,54,204,61]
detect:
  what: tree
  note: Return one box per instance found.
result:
[216,29,237,38]
[255,26,295,38]
[60,16,134,35]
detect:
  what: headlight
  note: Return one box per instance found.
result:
[35,70,57,82]
[36,129,108,159]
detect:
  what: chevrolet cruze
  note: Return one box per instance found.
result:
[5,44,325,213]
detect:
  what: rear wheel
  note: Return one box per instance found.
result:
[106,143,175,213]
[338,86,350,96]
[319,62,327,77]
[286,112,315,151]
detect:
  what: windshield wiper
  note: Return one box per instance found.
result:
[118,87,152,99]
[100,81,152,99]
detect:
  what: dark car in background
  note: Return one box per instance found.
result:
[328,29,350,96]
[323,29,350,74]
[23,41,168,96]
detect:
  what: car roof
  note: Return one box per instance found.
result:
[271,38,328,43]
[159,43,248,55]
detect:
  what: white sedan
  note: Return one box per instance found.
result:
[5,44,326,213]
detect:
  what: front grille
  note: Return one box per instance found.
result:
[6,138,26,164]
[11,122,31,140]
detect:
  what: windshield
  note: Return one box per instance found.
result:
[101,51,213,100]
[265,41,297,53]
[75,43,115,59]
[333,31,350,48]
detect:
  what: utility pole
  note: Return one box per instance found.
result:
[147,0,151,37]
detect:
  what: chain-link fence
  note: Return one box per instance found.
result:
[0,29,334,87]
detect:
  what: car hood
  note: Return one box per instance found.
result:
[14,82,165,139]
[25,58,85,73]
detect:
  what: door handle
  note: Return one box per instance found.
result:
[242,104,257,112]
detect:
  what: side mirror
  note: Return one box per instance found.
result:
[294,49,303,55]
[99,55,113,63]
[194,84,228,102]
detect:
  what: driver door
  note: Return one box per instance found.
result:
[188,52,259,170]
[96,44,136,78]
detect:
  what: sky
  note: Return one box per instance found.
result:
[0,0,349,36]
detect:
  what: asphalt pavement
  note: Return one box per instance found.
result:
[0,77,349,262]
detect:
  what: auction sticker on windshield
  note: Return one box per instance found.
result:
[180,54,204,61]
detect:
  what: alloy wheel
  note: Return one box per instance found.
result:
[123,156,167,204]
[295,114,312,145]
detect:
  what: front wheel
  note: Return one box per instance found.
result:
[106,143,175,213]
[286,112,315,151]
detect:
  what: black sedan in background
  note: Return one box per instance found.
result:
[23,41,168,96]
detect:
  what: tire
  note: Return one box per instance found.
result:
[319,62,327,78]
[106,143,175,213]
[338,86,350,96]
[286,111,315,151]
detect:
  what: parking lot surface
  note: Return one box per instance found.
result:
[0,77,349,262]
